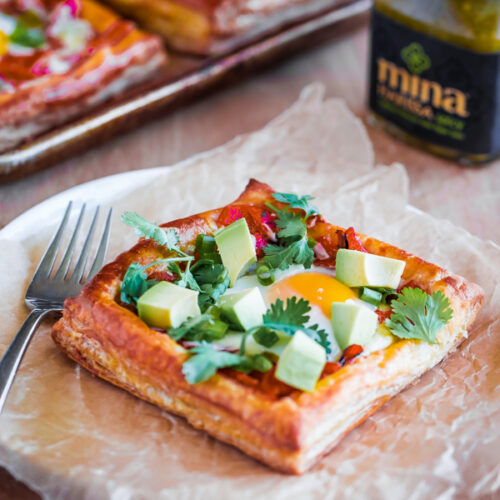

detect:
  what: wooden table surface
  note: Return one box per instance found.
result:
[1,12,499,499]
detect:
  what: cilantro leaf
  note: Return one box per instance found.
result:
[168,261,201,292]
[120,255,193,305]
[272,192,318,218]
[121,212,182,253]
[168,315,211,341]
[182,343,245,383]
[275,210,307,240]
[386,287,453,343]
[191,259,230,312]
[261,297,331,354]
[263,297,310,327]
[251,321,331,354]
[308,324,332,354]
[258,190,318,273]
[10,22,44,48]
[235,296,332,355]
[289,237,315,268]
[252,324,330,356]
[168,310,228,342]
[166,255,230,313]
[261,243,291,270]
[262,238,314,270]
[120,263,157,305]
[182,343,271,383]
[192,260,227,286]
[262,204,314,271]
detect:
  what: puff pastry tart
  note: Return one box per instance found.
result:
[52,179,484,474]
[0,0,167,153]
[97,0,341,55]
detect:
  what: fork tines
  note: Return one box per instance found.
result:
[35,202,112,284]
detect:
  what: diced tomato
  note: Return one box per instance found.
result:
[345,227,367,252]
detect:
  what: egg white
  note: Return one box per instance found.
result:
[216,264,394,360]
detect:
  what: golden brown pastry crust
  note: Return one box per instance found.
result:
[98,0,337,55]
[0,0,167,153]
[51,179,484,474]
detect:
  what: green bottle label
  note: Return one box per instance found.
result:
[369,10,500,156]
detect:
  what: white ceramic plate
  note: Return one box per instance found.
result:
[0,167,167,241]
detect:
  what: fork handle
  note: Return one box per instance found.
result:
[0,309,57,414]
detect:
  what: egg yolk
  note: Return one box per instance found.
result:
[0,33,8,57]
[268,272,357,317]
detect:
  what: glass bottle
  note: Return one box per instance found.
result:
[369,0,500,164]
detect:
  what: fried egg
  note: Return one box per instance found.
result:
[219,265,394,359]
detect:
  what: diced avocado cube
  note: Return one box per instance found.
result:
[218,287,266,331]
[331,301,378,350]
[137,281,200,329]
[275,331,326,392]
[336,249,405,289]
[214,218,257,286]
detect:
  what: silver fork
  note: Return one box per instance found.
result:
[0,202,112,414]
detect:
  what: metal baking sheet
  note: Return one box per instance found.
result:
[0,0,371,182]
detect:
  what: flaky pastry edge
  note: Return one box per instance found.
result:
[52,179,484,474]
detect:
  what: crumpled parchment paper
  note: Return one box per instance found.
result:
[0,85,498,500]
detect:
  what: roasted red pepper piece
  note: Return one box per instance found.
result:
[345,227,368,252]
[221,365,296,399]
[221,368,260,388]
[320,361,342,378]
[339,344,364,365]
[147,270,175,282]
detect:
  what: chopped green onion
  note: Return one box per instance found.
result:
[202,319,229,340]
[307,237,317,248]
[251,354,273,373]
[257,264,275,286]
[370,286,393,293]
[359,287,383,306]
[253,327,279,348]
[195,234,221,263]
[369,287,398,305]
[195,234,217,255]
